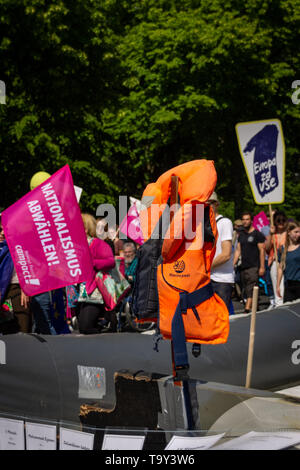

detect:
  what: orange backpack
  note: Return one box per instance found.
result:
[139,160,230,371]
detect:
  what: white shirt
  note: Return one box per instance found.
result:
[211,215,235,283]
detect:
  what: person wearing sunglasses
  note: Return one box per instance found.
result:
[233,211,266,314]
[265,211,287,306]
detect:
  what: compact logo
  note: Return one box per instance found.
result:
[173,260,185,273]
[15,245,40,285]
[0,340,6,364]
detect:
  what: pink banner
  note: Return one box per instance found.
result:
[1,165,94,296]
[253,211,269,232]
[119,203,144,245]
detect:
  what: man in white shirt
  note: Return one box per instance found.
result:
[208,192,235,311]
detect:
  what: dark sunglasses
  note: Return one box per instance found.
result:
[275,218,286,224]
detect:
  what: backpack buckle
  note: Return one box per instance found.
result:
[174,364,190,381]
[179,292,188,314]
[192,343,201,358]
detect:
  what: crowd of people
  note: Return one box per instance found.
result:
[0,209,140,335]
[209,192,300,314]
[0,193,299,336]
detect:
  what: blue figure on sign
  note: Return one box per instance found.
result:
[243,124,279,198]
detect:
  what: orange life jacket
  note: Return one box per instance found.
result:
[140,159,230,370]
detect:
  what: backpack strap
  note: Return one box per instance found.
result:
[171,283,214,371]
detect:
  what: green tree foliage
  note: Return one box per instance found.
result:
[0,0,299,221]
[0,0,121,209]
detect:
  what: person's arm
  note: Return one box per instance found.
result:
[233,242,241,267]
[20,289,29,309]
[91,239,115,271]
[276,263,283,298]
[211,240,232,269]
[258,242,265,276]
[265,225,275,252]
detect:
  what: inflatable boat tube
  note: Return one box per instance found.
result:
[0,302,299,425]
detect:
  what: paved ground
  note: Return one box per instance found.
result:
[231,279,272,315]
[231,290,270,315]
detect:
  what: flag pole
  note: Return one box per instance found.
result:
[245,286,259,388]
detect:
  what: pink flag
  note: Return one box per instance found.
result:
[1,165,94,296]
[253,211,270,232]
[119,203,144,245]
